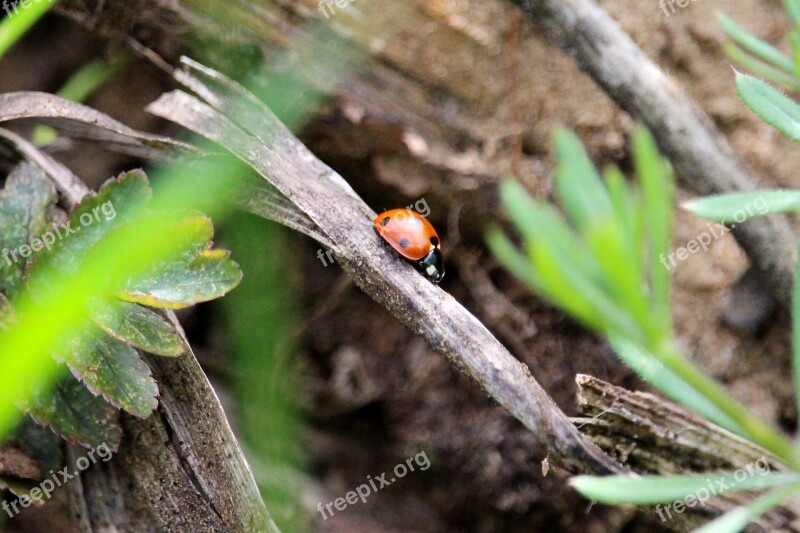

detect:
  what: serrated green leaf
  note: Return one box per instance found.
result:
[8,416,62,475]
[570,471,798,505]
[122,249,243,309]
[0,164,57,296]
[719,13,795,74]
[18,371,121,450]
[693,483,800,533]
[736,72,800,141]
[90,299,185,357]
[683,190,800,222]
[59,329,159,418]
[36,170,150,274]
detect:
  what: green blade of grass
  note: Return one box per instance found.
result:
[553,129,613,231]
[486,228,543,291]
[33,55,129,145]
[724,43,800,92]
[610,337,744,435]
[693,482,800,533]
[736,72,800,141]
[0,0,58,58]
[570,471,798,505]
[682,189,800,222]
[528,235,644,343]
[632,125,673,335]
[719,13,795,74]
[584,219,654,340]
[794,244,800,439]
[783,0,800,27]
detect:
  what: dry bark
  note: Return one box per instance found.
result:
[574,375,800,532]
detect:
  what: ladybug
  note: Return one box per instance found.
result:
[373,209,444,284]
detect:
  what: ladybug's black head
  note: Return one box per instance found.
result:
[416,248,444,284]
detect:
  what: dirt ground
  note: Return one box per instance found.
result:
[2,0,800,531]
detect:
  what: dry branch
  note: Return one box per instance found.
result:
[145,58,623,476]
[513,0,798,308]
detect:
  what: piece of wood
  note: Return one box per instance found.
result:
[574,374,800,532]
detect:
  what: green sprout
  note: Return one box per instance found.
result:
[488,125,800,530]
[719,1,800,92]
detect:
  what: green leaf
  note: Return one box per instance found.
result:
[499,180,606,290]
[736,72,800,141]
[718,14,795,74]
[36,170,150,274]
[604,166,642,255]
[633,125,672,334]
[90,299,185,357]
[724,42,800,92]
[485,228,542,291]
[122,249,242,309]
[59,328,159,418]
[19,371,121,450]
[794,245,800,430]
[8,416,62,475]
[683,190,800,222]
[0,163,58,295]
[783,0,800,27]
[553,129,613,231]
[527,237,645,344]
[610,336,744,435]
[583,219,651,337]
[693,482,800,533]
[0,0,56,58]
[570,471,797,505]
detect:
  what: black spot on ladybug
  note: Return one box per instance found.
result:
[381,216,391,226]
[399,238,410,248]
[430,236,439,247]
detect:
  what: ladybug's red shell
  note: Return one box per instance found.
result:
[373,209,445,284]
[373,209,439,260]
